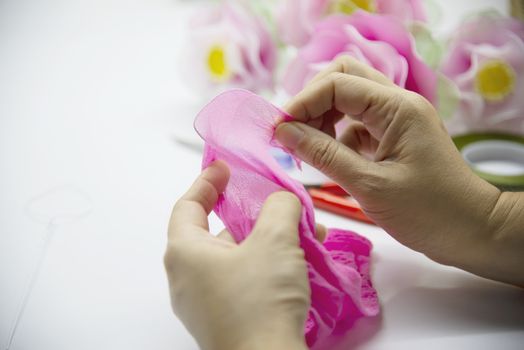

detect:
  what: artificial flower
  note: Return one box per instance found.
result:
[283,11,437,104]
[184,1,277,93]
[278,0,427,47]
[440,14,524,135]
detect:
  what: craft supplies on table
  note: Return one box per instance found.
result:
[453,133,524,191]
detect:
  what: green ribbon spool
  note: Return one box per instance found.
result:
[453,133,524,191]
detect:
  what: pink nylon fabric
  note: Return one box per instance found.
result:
[194,89,379,348]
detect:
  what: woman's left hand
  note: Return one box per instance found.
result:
[164,160,310,350]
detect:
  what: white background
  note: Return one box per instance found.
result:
[1,0,523,349]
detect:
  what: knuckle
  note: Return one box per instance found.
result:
[404,91,434,118]
[193,178,218,209]
[163,245,178,273]
[335,55,357,72]
[164,242,199,288]
[168,211,185,235]
[308,139,341,173]
[388,91,409,115]
[325,72,348,86]
[326,71,346,84]
[164,241,189,270]
[171,199,184,216]
[397,92,447,142]
[175,177,218,215]
[386,92,427,132]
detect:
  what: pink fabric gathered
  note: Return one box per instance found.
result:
[194,89,379,348]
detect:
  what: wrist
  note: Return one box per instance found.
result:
[431,177,524,287]
[423,175,501,270]
[482,191,524,286]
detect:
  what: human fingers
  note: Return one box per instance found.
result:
[275,122,384,195]
[303,107,344,139]
[168,161,230,241]
[306,55,396,88]
[284,72,412,141]
[283,57,395,138]
[235,205,324,244]
[249,192,302,246]
[338,121,380,160]
[315,223,327,243]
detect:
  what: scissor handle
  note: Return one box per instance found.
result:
[307,188,374,225]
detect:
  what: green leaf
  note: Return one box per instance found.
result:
[410,22,443,69]
[437,73,461,120]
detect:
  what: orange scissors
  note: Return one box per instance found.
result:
[306,183,374,225]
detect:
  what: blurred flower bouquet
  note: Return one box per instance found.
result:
[180,0,524,136]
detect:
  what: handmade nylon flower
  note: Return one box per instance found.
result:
[194,89,379,349]
[183,1,277,93]
[278,0,427,47]
[440,14,524,135]
[283,11,437,104]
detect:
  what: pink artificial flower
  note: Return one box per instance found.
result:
[278,0,426,47]
[440,15,524,135]
[185,1,277,93]
[283,11,437,104]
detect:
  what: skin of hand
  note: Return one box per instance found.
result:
[275,56,524,287]
[164,160,310,350]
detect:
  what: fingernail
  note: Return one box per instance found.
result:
[276,123,304,150]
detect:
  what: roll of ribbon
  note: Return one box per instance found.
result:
[453,133,524,191]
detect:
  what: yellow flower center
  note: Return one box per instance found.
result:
[330,0,375,15]
[475,59,516,102]
[207,45,230,81]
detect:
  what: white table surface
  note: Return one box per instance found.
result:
[1,1,523,349]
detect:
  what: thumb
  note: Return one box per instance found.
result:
[247,191,302,247]
[275,122,373,187]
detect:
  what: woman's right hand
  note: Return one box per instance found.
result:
[276,56,524,286]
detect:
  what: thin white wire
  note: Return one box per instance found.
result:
[4,222,56,350]
[4,186,93,350]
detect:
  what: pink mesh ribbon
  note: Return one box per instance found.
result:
[194,89,379,348]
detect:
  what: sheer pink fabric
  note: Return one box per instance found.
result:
[194,89,379,348]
